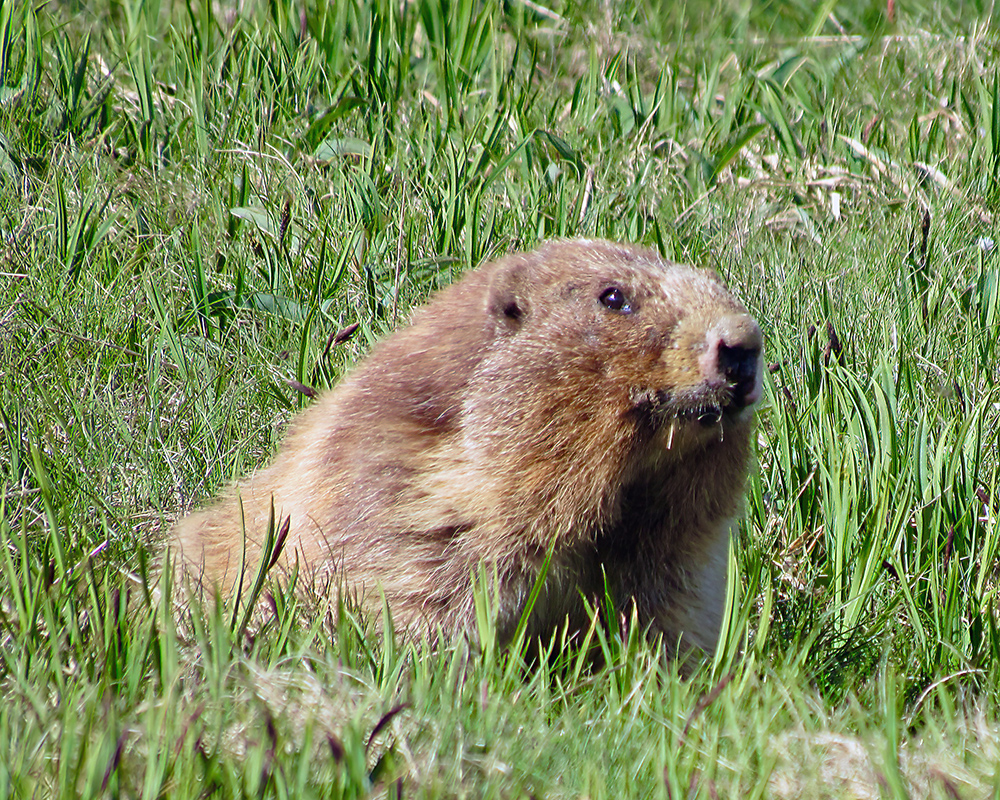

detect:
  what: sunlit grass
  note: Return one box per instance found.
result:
[3,0,1000,796]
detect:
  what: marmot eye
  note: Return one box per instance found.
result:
[600,286,631,313]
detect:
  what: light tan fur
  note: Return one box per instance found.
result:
[171,239,763,658]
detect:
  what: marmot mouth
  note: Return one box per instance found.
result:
[680,404,724,427]
[673,394,733,427]
[637,385,749,429]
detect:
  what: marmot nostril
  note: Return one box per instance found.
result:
[719,342,760,382]
[719,343,761,406]
[707,313,762,407]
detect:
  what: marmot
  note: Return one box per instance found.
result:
[171,239,763,659]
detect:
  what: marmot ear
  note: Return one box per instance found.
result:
[486,258,531,331]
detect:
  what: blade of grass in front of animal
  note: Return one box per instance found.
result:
[236,504,289,640]
[506,531,560,668]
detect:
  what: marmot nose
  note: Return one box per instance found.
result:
[707,314,762,408]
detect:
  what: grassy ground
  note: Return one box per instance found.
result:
[3,0,1000,796]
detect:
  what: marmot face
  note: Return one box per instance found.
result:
[464,239,761,472]
[171,239,762,661]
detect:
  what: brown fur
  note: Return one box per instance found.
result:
[170,239,763,658]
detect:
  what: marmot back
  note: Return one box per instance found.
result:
[171,239,763,659]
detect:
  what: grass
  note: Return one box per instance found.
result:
[3,0,1000,795]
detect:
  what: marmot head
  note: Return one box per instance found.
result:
[477,239,762,457]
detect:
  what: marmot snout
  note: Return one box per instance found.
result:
[171,239,763,660]
[675,312,762,426]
